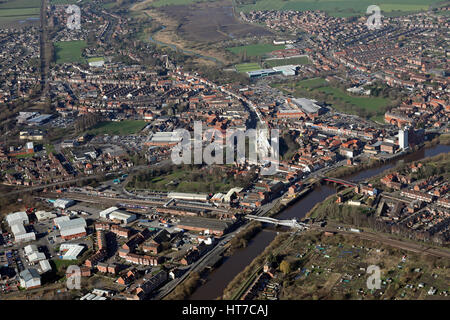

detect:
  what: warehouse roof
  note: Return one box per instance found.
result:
[291,98,322,114]
[60,226,86,237]
[58,218,86,230]
[6,211,28,226]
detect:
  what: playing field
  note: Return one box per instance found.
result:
[264,56,311,68]
[88,120,147,135]
[235,63,262,73]
[236,0,441,17]
[227,43,285,57]
[54,40,87,64]
[318,86,391,112]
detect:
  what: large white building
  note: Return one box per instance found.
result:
[398,128,409,150]
[7,211,35,243]
[99,206,136,224]
[60,244,85,260]
[6,211,29,226]
[55,217,87,240]
[53,198,76,209]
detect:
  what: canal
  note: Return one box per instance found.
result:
[190,144,450,300]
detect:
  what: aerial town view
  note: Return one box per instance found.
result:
[0,0,449,311]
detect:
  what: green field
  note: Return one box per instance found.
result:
[236,0,441,17]
[227,43,286,57]
[264,56,311,68]
[275,77,391,120]
[88,120,147,135]
[87,56,104,63]
[318,86,391,112]
[145,0,210,7]
[54,40,87,64]
[296,77,328,89]
[0,0,41,24]
[235,62,262,73]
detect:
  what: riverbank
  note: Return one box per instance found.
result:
[188,142,450,300]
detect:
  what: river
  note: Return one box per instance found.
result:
[190,143,450,300]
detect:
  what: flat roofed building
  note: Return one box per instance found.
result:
[35,211,57,221]
[176,216,233,236]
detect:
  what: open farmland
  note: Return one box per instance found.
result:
[0,0,41,26]
[236,0,442,17]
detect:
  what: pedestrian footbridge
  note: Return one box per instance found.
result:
[245,215,309,230]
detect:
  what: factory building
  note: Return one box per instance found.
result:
[99,206,136,224]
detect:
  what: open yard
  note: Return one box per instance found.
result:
[87,120,147,136]
[54,40,87,64]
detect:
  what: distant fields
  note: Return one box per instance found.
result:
[236,0,442,17]
[145,0,209,7]
[0,0,41,25]
[54,40,87,64]
[235,62,262,73]
[264,56,311,68]
[88,120,147,135]
[227,43,285,57]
